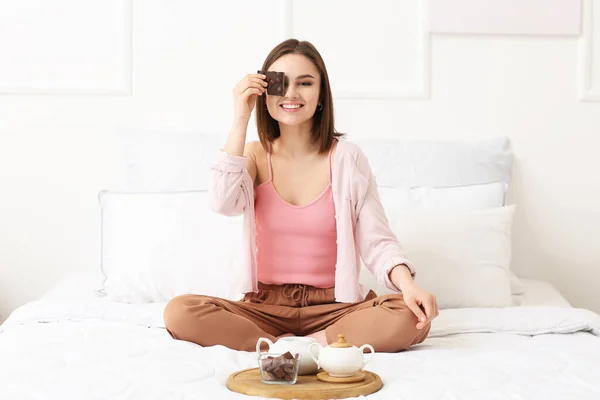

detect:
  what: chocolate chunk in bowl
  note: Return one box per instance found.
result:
[257,351,302,384]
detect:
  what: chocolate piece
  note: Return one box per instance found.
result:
[259,352,299,383]
[257,70,286,96]
[261,358,273,370]
[284,364,295,374]
[263,371,276,381]
[273,367,286,379]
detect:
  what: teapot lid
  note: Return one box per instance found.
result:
[330,333,353,348]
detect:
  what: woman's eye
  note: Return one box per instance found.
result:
[300,82,312,86]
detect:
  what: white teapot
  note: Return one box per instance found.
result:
[309,334,374,377]
[256,336,319,375]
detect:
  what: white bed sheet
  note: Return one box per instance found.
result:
[1,272,598,400]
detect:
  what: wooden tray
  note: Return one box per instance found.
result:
[226,368,383,399]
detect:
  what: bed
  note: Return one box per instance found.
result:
[1,269,599,400]
[3,135,599,399]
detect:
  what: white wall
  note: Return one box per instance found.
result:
[1,0,599,322]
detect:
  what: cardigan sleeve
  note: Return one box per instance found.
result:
[208,150,253,216]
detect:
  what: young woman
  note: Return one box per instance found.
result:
[164,39,438,353]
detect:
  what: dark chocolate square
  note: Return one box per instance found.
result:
[258,70,286,96]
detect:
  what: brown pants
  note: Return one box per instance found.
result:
[163,282,430,353]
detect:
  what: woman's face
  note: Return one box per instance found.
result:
[265,54,321,127]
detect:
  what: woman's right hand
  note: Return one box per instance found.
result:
[233,73,268,121]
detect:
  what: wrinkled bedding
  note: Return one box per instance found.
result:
[1,290,600,400]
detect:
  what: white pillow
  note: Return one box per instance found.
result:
[371,205,516,309]
[354,136,513,188]
[121,132,512,192]
[99,190,244,303]
[360,183,524,296]
[377,182,507,211]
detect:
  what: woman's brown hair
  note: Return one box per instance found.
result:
[256,39,344,155]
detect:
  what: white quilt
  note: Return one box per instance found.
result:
[1,297,600,400]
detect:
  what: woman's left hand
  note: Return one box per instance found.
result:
[401,282,439,330]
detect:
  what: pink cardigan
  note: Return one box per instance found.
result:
[209,137,416,303]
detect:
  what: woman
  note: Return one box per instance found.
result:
[164,39,438,353]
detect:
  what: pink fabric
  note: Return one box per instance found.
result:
[255,144,337,288]
[209,137,416,303]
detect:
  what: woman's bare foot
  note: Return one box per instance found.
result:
[305,329,328,346]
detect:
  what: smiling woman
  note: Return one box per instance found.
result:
[163,38,439,354]
[255,40,343,155]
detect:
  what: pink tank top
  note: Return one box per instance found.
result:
[254,143,337,288]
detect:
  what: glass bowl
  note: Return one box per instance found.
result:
[257,353,302,385]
